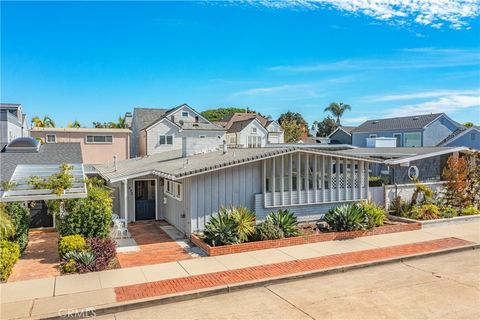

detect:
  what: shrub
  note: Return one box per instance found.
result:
[254,220,284,241]
[390,196,412,218]
[230,206,256,243]
[56,186,112,238]
[86,237,117,271]
[4,202,30,252]
[411,204,441,220]
[60,259,77,274]
[204,211,238,246]
[411,182,434,206]
[460,205,480,216]
[368,176,384,187]
[324,204,369,232]
[0,206,15,240]
[440,206,458,219]
[58,235,86,258]
[360,202,385,228]
[266,209,299,237]
[0,240,20,282]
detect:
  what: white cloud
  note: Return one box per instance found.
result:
[367,89,480,102]
[239,0,480,29]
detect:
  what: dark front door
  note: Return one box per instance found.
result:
[135,180,156,221]
[30,201,54,228]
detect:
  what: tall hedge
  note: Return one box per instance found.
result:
[56,186,112,238]
[4,202,30,252]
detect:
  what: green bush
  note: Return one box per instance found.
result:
[204,210,239,246]
[324,204,369,232]
[0,240,20,282]
[460,205,480,216]
[60,259,77,274]
[230,206,256,243]
[440,206,458,218]
[4,202,30,252]
[266,209,299,237]
[359,202,386,228]
[254,220,285,241]
[56,186,112,238]
[58,235,86,258]
[0,206,15,240]
[390,196,413,217]
[410,204,441,220]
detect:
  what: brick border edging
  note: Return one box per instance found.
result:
[191,223,421,256]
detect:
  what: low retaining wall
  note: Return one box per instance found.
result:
[388,214,480,228]
[191,223,421,256]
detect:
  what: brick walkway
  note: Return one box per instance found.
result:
[8,230,60,282]
[115,237,473,302]
[116,221,192,268]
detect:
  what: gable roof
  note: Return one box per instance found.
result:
[95,147,382,182]
[438,126,480,146]
[328,126,356,137]
[227,118,268,134]
[220,113,269,129]
[352,113,445,133]
[133,107,169,130]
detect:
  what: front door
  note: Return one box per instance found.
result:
[135,180,156,221]
[30,201,54,228]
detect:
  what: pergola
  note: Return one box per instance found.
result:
[0,163,87,202]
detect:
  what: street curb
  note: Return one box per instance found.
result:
[35,243,480,320]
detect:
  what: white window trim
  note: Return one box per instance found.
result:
[404,132,422,147]
[252,127,258,134]
[181,111,189,118]
[46,134,56,143]
[164,179,182,201]
[159,135,174,145]
[85,135,113,144]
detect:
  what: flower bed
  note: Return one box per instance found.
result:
[191,222,421,256]
[388,213,480,227]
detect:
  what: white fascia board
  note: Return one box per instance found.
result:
[385,147,468,165]
[439,128,478,146]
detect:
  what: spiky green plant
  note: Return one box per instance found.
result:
[203,210,239,246]
[266,209,299,237]
[230,206,256,243]
[254,220,284,241]
[0,207,15,240]
[324,204,369,232]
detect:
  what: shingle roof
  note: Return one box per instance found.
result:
[352,113,444,133]
[0,143,83,182]
[30,127,131,133]
[220,113,269,129]
[227,118,258,133]
[133,107,168,130]
[338,147,457,159]
[95,147,382,182]
[438,126,480,146]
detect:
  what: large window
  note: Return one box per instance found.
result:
[159,135,173,145]
[85,135,112,144]
[404,132,421,147]
[46,134,56,143]
[165,180,182,200]
[247,135,261,148]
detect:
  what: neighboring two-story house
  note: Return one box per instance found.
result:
[0,103,29,147]
[351,113,461,147]
[217,112,284,147]
[130,104,226,157]
[29,127,131,165]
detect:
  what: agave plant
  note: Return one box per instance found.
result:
[203,210,239,246]
[230,206,256,243]
[266,209,299,237]
[65,251,96,266]
[324,204,369,232]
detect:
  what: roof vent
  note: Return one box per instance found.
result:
[412,117,419,120]
[5,137,41,153]
[372,120,379,124]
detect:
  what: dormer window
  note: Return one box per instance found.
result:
[182,111,189,118]
[252,127,257,134]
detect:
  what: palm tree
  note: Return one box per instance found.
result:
[116,115,126,128]
[67,120,81,128]
[324,102,351,125]
[31,115,56,128]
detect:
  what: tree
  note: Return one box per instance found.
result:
[199,107,271,122]
[324,102,351,125]
[464,122,474,128]
[67,120,81,128]
[31,115,55,128]
[92,116,126,129]
[313,116,337,137]
[278,111,309,143]
[442,155,470,208]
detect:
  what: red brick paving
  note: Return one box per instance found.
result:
[116,221,192,268]
[8,230,60,282]
[115,237,473,302]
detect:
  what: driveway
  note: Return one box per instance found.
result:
[100,249,480,319]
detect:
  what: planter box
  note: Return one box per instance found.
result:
[191,222,421,256]
[388,214,480,228]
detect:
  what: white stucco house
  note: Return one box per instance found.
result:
[0,103,29,147]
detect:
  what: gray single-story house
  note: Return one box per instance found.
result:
[95,146,382,235]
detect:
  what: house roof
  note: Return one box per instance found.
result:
[352,113,445,133]
[95,147,382,182]
[133,107,169,130]
[220,113,269,129]
[0,103,21,109]
[328,126,356,138]
[438,126,480,146]
[0,143,83,182]
[30,127,131,133]
[226,118,266,133]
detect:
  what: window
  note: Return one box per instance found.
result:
[404,132,421,147]
[46,134,56,143]
[181,111,189,118]
[199,135,206,138]
[165,180,182,200]
[369,134,377,138]
[229,136,236,144]
[159,135,173,145]
[393,133,402,147]
[86,135,113,144]
[247,135,261,148]
[252,127,257,134]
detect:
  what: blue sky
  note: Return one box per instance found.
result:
[2,1,479,127]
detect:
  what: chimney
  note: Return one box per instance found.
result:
[222,140,228,154]
[124,112,132,128]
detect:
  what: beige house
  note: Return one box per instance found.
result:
[30,127,131,165]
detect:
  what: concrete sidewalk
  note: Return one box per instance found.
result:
[1,222,479,319]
